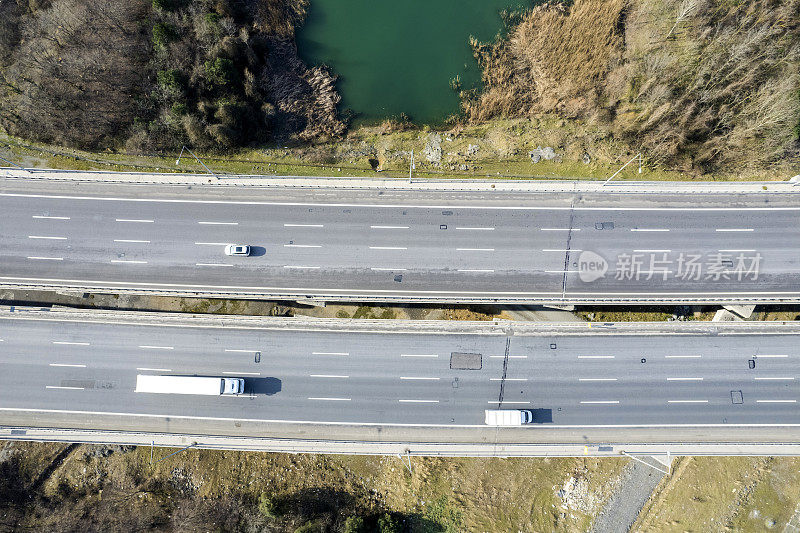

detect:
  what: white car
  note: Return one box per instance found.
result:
[224,244,251,256]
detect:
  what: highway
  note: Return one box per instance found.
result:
[1,308,799,434]
[1,177,799,303]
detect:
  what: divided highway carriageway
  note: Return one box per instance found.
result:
[1,177,799,304]
[0,307,799,436]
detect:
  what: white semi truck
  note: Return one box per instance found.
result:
[135,375,245,396]
[484,409,534,426]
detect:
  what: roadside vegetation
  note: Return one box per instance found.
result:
[465,0,800,175]
[0,441,624,532]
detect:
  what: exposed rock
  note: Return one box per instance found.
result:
[466,143,480,156]
[423,133,442,164]
[582,152,591,164]
[529,145,558,163]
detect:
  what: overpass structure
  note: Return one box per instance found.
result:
[1,306,800,455]
[0,173,799,304]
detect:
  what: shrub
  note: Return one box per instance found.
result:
[342,516,365,533]
[258,492,279,519]
[152,22,178,48]
[152,0,175,11]
[204,57,236,87]
[156,69,184,95]
[377,513,402,533]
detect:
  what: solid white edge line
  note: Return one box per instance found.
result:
[716,228,754,232]
[32,216,70,220]
[45,386,84,390]
[28,235,67,240]
[6,406,800,428]
[756,400,797,403]
[756,355,789,358]
[198,221,238,225]
[48,363,86,368]
[52,341,90,346]
[26,257,63,261]
[754,377,795,380]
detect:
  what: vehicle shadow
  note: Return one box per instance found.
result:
[249,246,267,257]
[532,408,553,423]
[246,377,281,395]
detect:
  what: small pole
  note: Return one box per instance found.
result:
[638,153,643,174]
[176,146,218,179]
[150,441,154,465]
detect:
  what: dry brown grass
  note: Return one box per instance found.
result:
[467,0,800,173]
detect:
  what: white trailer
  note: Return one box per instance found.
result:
[135,375,245,396]
[484,409,533,426]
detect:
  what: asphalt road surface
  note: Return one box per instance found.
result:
[1,313,798,429]
[1,178,799,303]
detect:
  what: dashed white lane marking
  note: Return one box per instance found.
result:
[719,249,756,253]
[312,352,349,356]
[456,227,494,231]
[716,228,754,232]
[545,270,580,273]
[195,263,233,267]
[540,228,580,231]
[369,246,407,250]
[224,371,260,376]
[668,400,709,403]
[32,215,70,220]
[542,249,582,252]
[398,399,439,403]
[52,341,90,346]
[580,400,620,404]
[457,248,495,251]
[114,239,150,243]
[634,249,672,253]
[371,267,407,271]
[27,257,63,260]
[198,221,238,225]
[490,401,531,404]
[283,265,320,269]
[756,399,797,403]
[578,355,615,359]
[458,269,495,273]
[667,377,704,381]
[757,354,789,358]
[665,355,701,359]
[46,386,84,390]
[49,363,86,368]
[136,367,172,372]
[401,354,438,358]
[490,378,528,382]
[138,345,174,350]
[400,376,440,381]
[579,378,618,382]
[754,377,795,381]
[111,260,148,264]
[284,223,324,227]
[115,219,153,223]
[284,244,323,248]
[225,349,258,353]
[310,374,349,379]
[308,397,350,401]
[630,228,670,232]
[195,242,230,245]
[489,355,527,359]
[28,235,67,240]
[370,225,409,229]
